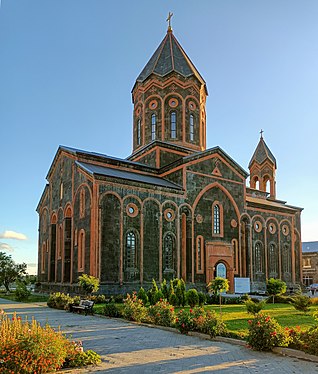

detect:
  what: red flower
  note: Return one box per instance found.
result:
[248,320,252,324]
[182,323,185,328]
[189,309,193,313]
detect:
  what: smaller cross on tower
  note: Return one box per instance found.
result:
[260,129,264,138]
[166,12,173,31]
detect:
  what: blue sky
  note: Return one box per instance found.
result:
[0,0,317,267]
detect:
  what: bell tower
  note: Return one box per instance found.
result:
[130,15,208,155]
[249,131,277,199]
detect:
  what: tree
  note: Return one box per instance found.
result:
[78,274,99,295]
[208,277,229,314]
[266,278,287,304]
[0,252,27,293]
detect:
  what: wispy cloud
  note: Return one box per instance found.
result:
[0,230,27,240]
[0,242,14,252]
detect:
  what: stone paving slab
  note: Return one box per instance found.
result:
[1,298,318,373]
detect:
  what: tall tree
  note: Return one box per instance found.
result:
[0,252,27,293]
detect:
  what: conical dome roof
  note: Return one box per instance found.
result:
[135,29,207,93]
[249,135,277,168]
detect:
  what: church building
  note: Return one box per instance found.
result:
[37,20,303,294]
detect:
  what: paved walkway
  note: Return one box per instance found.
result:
[1,299,318,373]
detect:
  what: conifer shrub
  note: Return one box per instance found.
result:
[15,281,31,301]
[137,287,148,305]
[198,291,207,306]
[289,295,311,313]
[245,299,266,315]
[246,313,290,351]
[147,279,159,305]
[160,279,169,300]
[153,290,164,304]
[169,289,178,306]
[186,289,199,307]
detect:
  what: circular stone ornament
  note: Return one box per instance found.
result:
[254,220,263,233]
[164,208,175,222]
[169,98,179,108]
[196,214,203,224]
[268,222,277,234]
[231,219,237,228]
[282,224,290,236]
[149,100,158,110]
[126,203,139,218]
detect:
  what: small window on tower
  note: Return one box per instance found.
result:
[151,113,156,140]
[137,119,141,145]
[170,112,177,139]
[190,114,194,141]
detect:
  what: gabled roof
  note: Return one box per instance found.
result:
[249,136,277,168]
[135,30,207,93]
[76,161,182,190]
[302,241,318,253]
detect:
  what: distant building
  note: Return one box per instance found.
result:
[26,263,37,276]
[302,242,318,286]
[37,22,303,294]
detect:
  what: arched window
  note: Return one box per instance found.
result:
[58,225,63,259]
[268,243,277,275]
[232,239,238,273]
[254,242,263,273]
[80,188,85,218]
[282,243,291,273]
[189,114,194,141]
[137,119,141,145]
[151,113,156,140]
[170,112,177,139]
[213,204,220,235]
[216,263,226,278]
[125,231,137,280]
[78,230,85,271]
[164,234,173,270]
[41,242,46,273]
[196,236,204,273]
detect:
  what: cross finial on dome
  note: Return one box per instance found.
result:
[166,12,173,32]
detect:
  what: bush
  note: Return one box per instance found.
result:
[204,310,226,338]
[122,292,147,322]
[63,341,101,368]
[147,279,159,305]
[160,279,169,300]
[198,292,207,306]
[47,292,80,310]
[169,290,178,306]
[113,294,125,303]
[153,290,164,304]
[147,300,175,327]
[310,297,318,305]
[266,294,294,304]
[104,303,123,318]
[245,299,266,315]
[15,281,31,301]
[290,295,311,313]
[137,287,148,305]
[186,289,199,308]
[88,294,106,304]
[0,311,101,373]
[175,309,194,334]
[175,278,186,307]
[266,278,287,303]
[246,313,290,351]
[78,274,99,295]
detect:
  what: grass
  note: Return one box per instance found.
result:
[0,292,49,303]
[93,301,318,337]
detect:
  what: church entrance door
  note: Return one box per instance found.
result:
[205,242,234,292]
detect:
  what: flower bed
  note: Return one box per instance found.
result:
[0,310,101,373]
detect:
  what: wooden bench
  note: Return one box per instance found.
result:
[70,300,94,315]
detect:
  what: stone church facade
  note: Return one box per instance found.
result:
[37,25,302,294]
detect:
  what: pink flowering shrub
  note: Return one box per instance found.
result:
[122,292,147,322]
[246,313,290,351]
[148,299,175,327]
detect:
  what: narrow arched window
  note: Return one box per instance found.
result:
[213,204,220,234]
[126,231,136,272]
[255,242,263,273]
[137,119,141,145]
[164,234,173,270]
[189,114,194,141]
[80,188,85,218]
[170,112,177,139]
[78,230,85,271]
[283,244,291,273]
[151,113,156,140]
[41,243,46,273]
[196,236,204,273]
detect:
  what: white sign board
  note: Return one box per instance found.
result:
[234,278,251,294]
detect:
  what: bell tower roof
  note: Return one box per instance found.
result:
[135,28,207,94]
[249,132,277,168]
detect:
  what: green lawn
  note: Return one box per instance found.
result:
[0,292,49,303]
[93,302,318,337]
